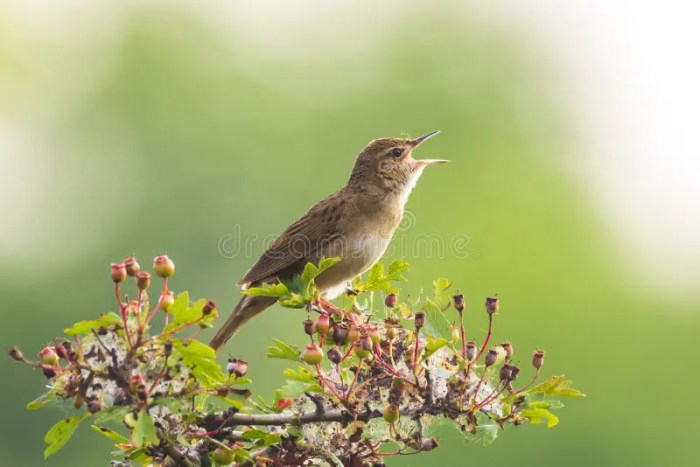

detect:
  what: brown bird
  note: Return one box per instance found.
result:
[209,131,448,350]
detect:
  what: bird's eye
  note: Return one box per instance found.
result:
[389,147,403,157]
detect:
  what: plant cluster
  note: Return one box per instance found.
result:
[9,255,583,466]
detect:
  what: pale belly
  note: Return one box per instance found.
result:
[314,232,394,298]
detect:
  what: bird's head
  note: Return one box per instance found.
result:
[348,131,448,197]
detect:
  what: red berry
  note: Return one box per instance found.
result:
[123,256,140,276]
[111,263,127,283]
[38,347,59,366]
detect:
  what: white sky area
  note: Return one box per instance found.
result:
[1,1,698,298]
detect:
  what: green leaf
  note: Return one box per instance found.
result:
[266,339,301,362]
[162,294,206,333]
[275,380,323,400]
[26,391,55,410]
[91,425,129,443]
[423,336,449,360]
[283,366,317,383]
[355,259,409,294]
[94,405,130,424]
[421,300,453,340]
[64,312,122,335]
[173,339,226,388]
[521,407,560,427]
[242,429,282,447]
[529,375,586,398]
[132,411,158,447]
[387,259,410,281]
[432,278,452,308]
[243,282,291,298]
[44,414,88,458]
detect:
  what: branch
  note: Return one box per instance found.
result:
[226,407,422,427]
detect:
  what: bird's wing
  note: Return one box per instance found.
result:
[237,192,346,286]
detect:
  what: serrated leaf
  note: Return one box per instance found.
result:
[283,366,317,383]
[243,282,291,298]
[266,339,301,362]
[423,336,449,360]
[64,312,122,335]
[275,380,323,400]
[432,278,452,308]
[132,411,158,447]
[421,300,452,340]
[163,296,206,333]
[173,339,226,388]
[91,425,129,443]
[521,407,560,427]
[529,375,585,398]
[94,406,130,424]
[44,414,88,458]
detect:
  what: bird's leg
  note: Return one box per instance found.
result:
[316,296,359,326]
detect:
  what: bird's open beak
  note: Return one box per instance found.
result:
[410,130,450,165]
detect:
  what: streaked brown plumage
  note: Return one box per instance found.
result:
[209,131,447,350]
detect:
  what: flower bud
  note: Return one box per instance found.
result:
[160,291,175,312]
[302,318,314,336]
[38,347,59,366]
[333,322,349,345]
[123,256,140,276]
[485,297,499,315]
[414,311,426,330]
[227,358,248,377]
[385,293,398,308]
[484,349,498,367]
[501,342,513,362]
[111,263,127,283]
[354,334,373,359]
[453,294,465,313]
[136,271,151,291]
[327,347,342,364]
[153,255,175,278]
[202,300,217,316]
[347,325,360,343]
[532,349,545,370]
[382,404,400,423]
[315,313,330,336]
[163,340,173,357]
[8,346,25,362]
[466,341,477,361]
[302,343,323,365]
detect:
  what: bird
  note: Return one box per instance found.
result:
[209,131,448,350]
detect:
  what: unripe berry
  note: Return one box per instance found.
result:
[466,341,477,361]
[38,347,59,366]
[485,297,499,315]
[385,322,398,340]
[123,256,140,276]
[484,349,498,367]
[383,404,400,423]
[367,324,381,345]
[532,349,545,370]
[202,300,217,316]
[354,334,373,359]
[136,271,151,291]
[315,313,330,336]
[453,294,465,313]
[347,325,360,343]
[390,378,406,398]
[153,255,175,278]
[212,446,235,465]
[302,343,323,365]
[385,293,398,308]
[160,291,175,312]
[327,347,342,364]
[227,358,248,377]
[111,263,127,283]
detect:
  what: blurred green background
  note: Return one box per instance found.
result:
[1,2,697,466]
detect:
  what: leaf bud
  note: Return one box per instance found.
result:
[532,349,545,370]
[111,263,127,283]
[123,256,140,276]
[302,343,323,365]
[501,342,513,361]
[227,358,248,377]
[466,341,477,361]
[202,300,217,316]
[333,322,349,345]
[414,311,426,330]
[8,346,25,362]
[327,347,342,364]
[153,255,175,278]
[385,293,398,308]
[38,347,59,366]
[315,313,330,336]
[382,404,400,423]
[136,271,151,291]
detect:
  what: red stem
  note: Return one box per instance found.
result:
[315,364,343,401]
[115,283,132,347]
[459,310,467,360]
[475,314,493,361]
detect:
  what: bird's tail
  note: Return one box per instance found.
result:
[209,295,276,351]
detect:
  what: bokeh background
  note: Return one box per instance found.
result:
[1,1,698,466]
